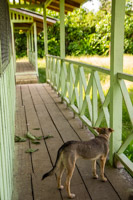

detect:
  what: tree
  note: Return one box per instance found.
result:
[99,0,111,13]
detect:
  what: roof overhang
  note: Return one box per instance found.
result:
[10,8,58,33]
[9,0,88,13]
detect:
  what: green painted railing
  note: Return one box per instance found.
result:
[0,54,16,200]
[46,54,133,176]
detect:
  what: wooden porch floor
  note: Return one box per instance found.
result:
[13,83,133,200]
[16,62,38,84]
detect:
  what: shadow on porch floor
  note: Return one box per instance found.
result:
[13,83,133,200]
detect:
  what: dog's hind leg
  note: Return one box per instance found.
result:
[65,158,76,199]
[100,156,107,182]
[92,160,98,179]
[57,162,65,190]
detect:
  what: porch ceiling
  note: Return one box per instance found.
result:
[9,0,87,13]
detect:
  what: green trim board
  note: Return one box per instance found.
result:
[118,72,133,82]
[10,4,43,8]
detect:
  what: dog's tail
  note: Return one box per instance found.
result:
[42,166,56,180]
[42,141,76,180]
[42,144,63,180]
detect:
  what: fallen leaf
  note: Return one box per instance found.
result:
[33,128,40,130]
[25,148,39,153]
[35,136,43,140]
[15,136,27,142]
[26,132,36,140]
[44,135,54,140]
[31,141,41,144]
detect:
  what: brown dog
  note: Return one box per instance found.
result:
[42,127,113,199]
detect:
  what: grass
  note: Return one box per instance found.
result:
[17,55,133,162]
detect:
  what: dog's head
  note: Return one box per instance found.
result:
[93,127,114,135]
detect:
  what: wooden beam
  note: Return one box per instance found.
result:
[110,0,125,164]
[50,2,73,12]
[45,0,53,7]
[53,0,80,8]
[10,4,43,8]
[47,5,68,13]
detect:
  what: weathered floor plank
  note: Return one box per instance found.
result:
[44,84,133,200]
[39,84,120,200]
[13,86,33,200]
[21,85,62,200]
[29,84,91,200]
[13,83,133,200]
[16,62,38,84]
[16,62,35,73]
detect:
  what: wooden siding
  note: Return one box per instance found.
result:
[0,56,16,200]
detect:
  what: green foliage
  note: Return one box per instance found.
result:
[99,0,111,13]
[124,14,133,54]
[15,4,133,58]
[15,32,27,58]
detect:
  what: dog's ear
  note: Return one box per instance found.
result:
[93,127,101,132]
[108,128,114,133]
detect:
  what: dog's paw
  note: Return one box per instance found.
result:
[93,174,98,179]
[101,177,107,182]
[58,185,64,190]
[69,193,76,199]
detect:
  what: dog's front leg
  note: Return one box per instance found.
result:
[100,156,107,182]
[92,160,98,179]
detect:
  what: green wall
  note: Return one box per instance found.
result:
[0,55,16,200]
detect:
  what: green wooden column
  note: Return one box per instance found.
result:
[31,26,34,52]
[43,3,48,55]
[60,0,65,59]
[43,3,48,80]
[110,0,125,164]
[27,31,29,57]
[28,29,31,63]
[60,0,65,100]
[34,22,38,75]
[11,22,16,72]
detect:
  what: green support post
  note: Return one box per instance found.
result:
[34,22,38,76]
[27,31,29,57]
[60,0,65,100]
[43,3,48,80]
[31,27,33,52]
[28,29,31,63]
[11,22,16,72]
[43,3,48,55]
[60,0,65,59]
[110,0,125,164]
